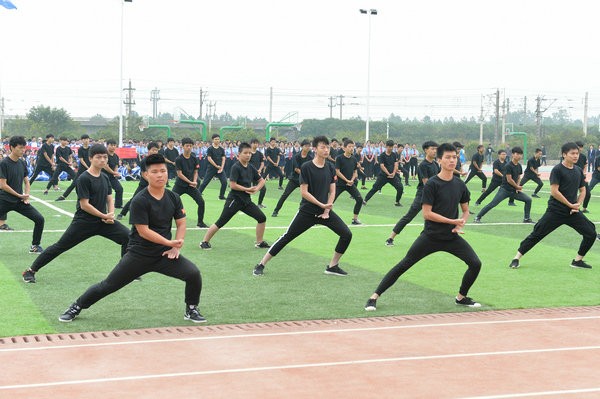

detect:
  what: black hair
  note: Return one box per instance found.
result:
[343,139,354,147]
[436,143,457,159]
[250,138,259,144]
[239,142,251,152]
[212,133,220,140]
[9,135,27,148]
[422,140,439,150]
[452,141,463,148]
[147,142,159,151]
[46,134,54,139]
[106,139,117,145]
[575,141,584,148]
[477,144,484,150]
[385,140,394,147]
[59,136,68,141]
[331,138,338,143]
[89,143,108,158]
[269,137,277,142]
[167,138,175,143]
[512,146,524,154]
[561,142,579,156]
[145,154,166,168]
[181,138,194,146]
[81,134,90,140]
[497,149,506,155]
[535,148,542,153]
[312,135,330,147]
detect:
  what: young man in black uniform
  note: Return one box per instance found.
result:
[588,149,600,195]
[200,142,270,250]
[464,145,487,192]
[58,154,207,323]
[334,139,363,225]
[354,143,367,189]
[262,137,285,190]
[396,143,411,187]
[57,134,90,201]
[508,148,543,205]
[45,136,76,195]
[117,142,159,220]
[474,149,506,206]
[198,134,227,200]
[0,136,45,253]
[509,142,597,269]
[575,141,592,214]
[365,143,482,311]
[254,136,352,277]
[172,138,208,228]
[23,144,130,283]
[163,138,179,181]
[102,139,124,209]
[452,142,468,179]
[474,146,535,224]
[272,139,313,217]
[29,134,60,192]
[385,141,439,247]
[363,140,404,207]
[249,138,267,209]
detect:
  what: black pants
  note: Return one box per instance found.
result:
[364,175,403,203]
[172,184,205,225]
[31,218,129,272]
[48,164,76,189]
[268,210,352,257]
[409,158,418,176]
[477,188,531,219]
[63,169,86,199]
[476,179,502,204]
[76,251,202,309]
[198,168,227,199]
[215,198,266,228]
[375,232,481,297]
[263,163,284,187]
[398,165,410,185]
[334,184,363,216]
[465,169,487,189]
[120,184,146,217]
[29,164,54,186]
[274,180,300,213]
[392,190,423,235]
[356,169,367,186]
[108,175,124,208]
[582,181,592,209]
[509,175,543,203]
[0,200,44,245]
[541,156,546,166]
[252,181,267,205]
[518,209,596,257]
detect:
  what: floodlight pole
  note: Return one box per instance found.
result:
[118,0,124,147]
[360,8,377,143]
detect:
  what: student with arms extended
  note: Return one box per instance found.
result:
[271,139,313,217]
[362,140,404,207]
[56,134,91,202]
[198,134,227,200]
[58,154,207,323]
[365,143,482,311]
[172,138,208,228]
[508,148,543,205]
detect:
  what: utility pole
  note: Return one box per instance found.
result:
[506,98,510,124]
[495,89,500,146]
[0,97,4,142]
[583,92,588,136]
[536,96,542,141]
[479,95,484,145]
[328,96,336,118]
[339,95,344,120]
[523,96,527,126]
[501,99,506,144]
[123,79,135,134]
[150,87,160,120]
[199,87,207,120]
[269,87,273,124]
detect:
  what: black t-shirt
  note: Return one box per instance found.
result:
[491,159,506,183]
[575,153,587,171]
[470,152,484,170]
[228,161,261,204]
[524,156,541,178]
[164,147,179,170]
[56,146,72,167]
[299,161,336,214]
[548,163,585,215]
[0,156,28,203]
[501,161,522,192]
[335,154,358,186]
[421,175,470,240]
[207,146,225,169]
[139,157,149,188]
[417,159,440,191]
[328,147,343,163]
[378,152,397,177]
[291,152,313,183]
[128,188,185,257]
[593,156,600,180]
[37,143,54,167]
[174,154,199,188]
[102,152,119,177]
[76,171,112,221]
[249,151,264,170]
[78,146,90,171]
[265,147,281,165]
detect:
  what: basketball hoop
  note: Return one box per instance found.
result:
[173,107,182,124]
[138,125,147,132]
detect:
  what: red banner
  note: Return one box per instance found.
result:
[115,147,138,159]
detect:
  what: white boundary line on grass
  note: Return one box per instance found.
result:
[28,196,74,218]
[1,344,599,390]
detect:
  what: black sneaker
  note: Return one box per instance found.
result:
[404,183,411,187]
[133,277,142,281]
[43,191,48,196]
[351,218,362,225]
[378,190,382,194]
[271,211,278,217]
[361,186,367,190]
[570,259,593,269]
[253,263,264,276]
[455,297,481,307]
[523,218,536,224]
[597,234,600,241]
[55,196,65,202]
[365,298,377,311]
[277,186,284,191]
[258,204,267,209]
[255,241,270,249]
[0,224,14,231]
[385,238,394,247]
[22,269,36,283]
[59,303,81,322]
[474,217,482,224]
[474,202,480,206]
[362,201,367,207]
[197,222,209,228]
[531,194,540,198]
[184,306,207,323]
[394,203,403,207]
[582,209,590,214]
[200,241,212,250]
[325,265,348,276]
[469,211,475,215]
[54,188,62,192]
[116,214,123,220]
[509,259,520,269]
[508,202,517,207]
[29,245,43,254]
[218,197,227,201]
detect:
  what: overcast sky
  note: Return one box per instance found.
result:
[1,0,599,123]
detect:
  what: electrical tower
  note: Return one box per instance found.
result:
[150,87,160,120]
[123,79,135,133]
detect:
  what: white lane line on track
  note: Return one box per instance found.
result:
[458,387,600,399]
